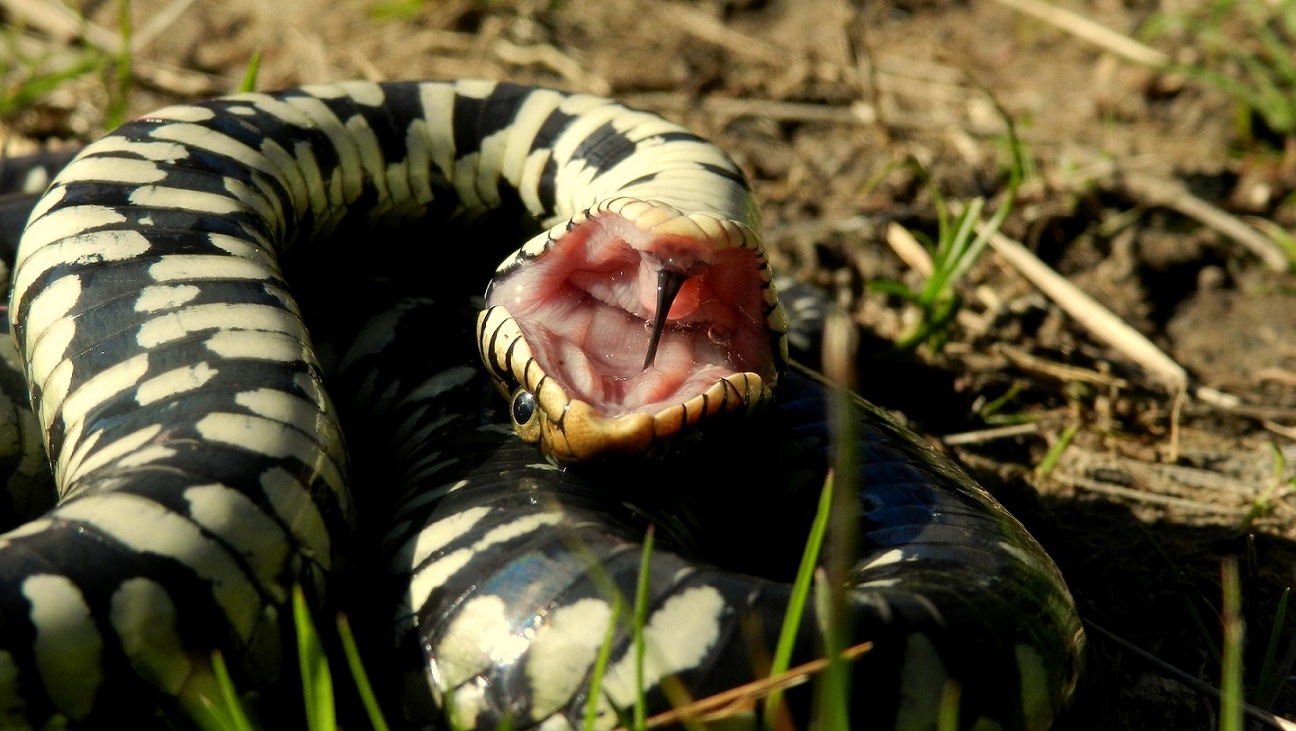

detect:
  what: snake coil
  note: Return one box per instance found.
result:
[0,80,1082,730]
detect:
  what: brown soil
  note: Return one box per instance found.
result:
[4,0,1296,729]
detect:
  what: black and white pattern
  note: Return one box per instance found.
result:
[352,298,1086,731]
[0,79,1083,730]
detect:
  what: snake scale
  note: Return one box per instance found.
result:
[0,79,1083,730]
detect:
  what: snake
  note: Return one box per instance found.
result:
[0,79,1084,730]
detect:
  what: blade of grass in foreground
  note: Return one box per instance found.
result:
[762,470,834,730]
[184,650,256,731]
[815,303,858,731]
[632,525,656,731]
[1252,587,1292,708]
[294,585,336,731]
[583,596,625,731]
[937,682,961,731]
[212,652,254,731]
[1220,558,1244,731]
[573,522,706,731]
[337,613,390,731]
[0,53,105,117]
[105,0,134,130]
[238,49,262,93]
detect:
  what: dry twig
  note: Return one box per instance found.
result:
[942,423,1039,446]
[130,0,200,53]
[1060,446,1283,500]
[618,642,874,730]
[885,221,933,278]
[651,0,785,66]
[988,0,1170,67]
[1264,421,1296,441]
[981,225,1190,393]
[492,40,609,95]
[999,344,1132,389]
[1115,171,1291,272]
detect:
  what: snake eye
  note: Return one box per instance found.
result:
[510,388,541,442]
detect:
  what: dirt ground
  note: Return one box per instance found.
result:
[3,0,1296,728]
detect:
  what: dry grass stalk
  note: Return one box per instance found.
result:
[941,423,1039,446]
[981,225,1190,393]
[999,344,1132,389]
[652,0,785,66]
[884,221,934,278]
[622,642,874,730]
[1054,474,1240,513]
[1116,172,1291,272]
[988,0,1169,67]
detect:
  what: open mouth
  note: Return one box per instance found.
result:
[484,203,782,423]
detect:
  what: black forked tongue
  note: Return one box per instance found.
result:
[642,268,688,370]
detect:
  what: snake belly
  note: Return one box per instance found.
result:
[0,80,1083,730]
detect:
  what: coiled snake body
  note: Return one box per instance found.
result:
[0,80,1083,730]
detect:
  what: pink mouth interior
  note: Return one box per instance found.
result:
[486,214,776,418]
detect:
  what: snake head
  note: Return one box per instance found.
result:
[477,198,787,464]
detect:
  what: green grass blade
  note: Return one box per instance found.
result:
[961,98,1023,272]
[886,93,1022,354]
[1220,559,1244,731]
[184,651,255,731]
[866,278,922,301]
[632,525,656,731]
[762,470,834,729]
[937,681,961,731]
[811,568,851,731]
[212,651,255,731]
[0,54,105,117]
[977,381,1025,420]
[1034,423,1078,479]
[814,326,859,731]
[336,613,390,731]
[105,0,134,129]
[1282,0,1296,33]
[553,526,641,729]
[1233,51,1294,133]
[1252,587,1290,706]
[294,585,336,731]
[1182,64,1267,114]
[370,0,426,21]
[238,49,263,93]
[936,198,987,292]
[1255,23,1296,86]
[582,597,625,731]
